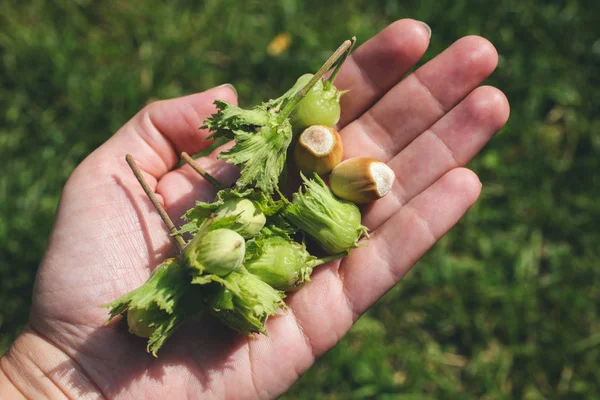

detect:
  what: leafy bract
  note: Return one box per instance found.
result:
[103,259,190,356]
[146,312,183,357]
[203,100,271,140]
[244,231,320,291]
[219,122,292,194]
[283,173,368,254]
[180,189,283,237]
[203,101,293,195]
[105,259,186,318]
[206,270,286,334]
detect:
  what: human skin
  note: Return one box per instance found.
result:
[0,19,509,399]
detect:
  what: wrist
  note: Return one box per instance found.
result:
[1,325,101,399]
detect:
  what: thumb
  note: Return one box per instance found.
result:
[88,84,238,180]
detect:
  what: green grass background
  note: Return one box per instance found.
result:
[1,0,599,398]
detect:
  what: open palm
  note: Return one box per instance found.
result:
[1,20,509,399]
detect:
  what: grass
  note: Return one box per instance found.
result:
[1,0,599,397]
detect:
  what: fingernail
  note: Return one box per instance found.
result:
[219,83,238,97]
[418,21,432,39]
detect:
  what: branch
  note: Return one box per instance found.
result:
[180,152,226,190]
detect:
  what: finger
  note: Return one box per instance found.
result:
[90,85,238,179]
[285,168,481,358]
[333,19,431,128]
[341,36,498,161]
[339,168,482,316]
[363,86,509,230]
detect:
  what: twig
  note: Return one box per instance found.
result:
[125,154,186,251]
[180,152,226,190]
[326,36,356,86]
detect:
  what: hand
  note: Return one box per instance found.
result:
[0,19,509,399]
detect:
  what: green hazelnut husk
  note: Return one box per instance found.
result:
[181,190,274,239]
[283,173,368,254]
[208,269,286,334]
[127,308,156,338]
[290,75,342,132]
[245,235,318,291]
[182,228,245,276]
[215,198,266,239]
